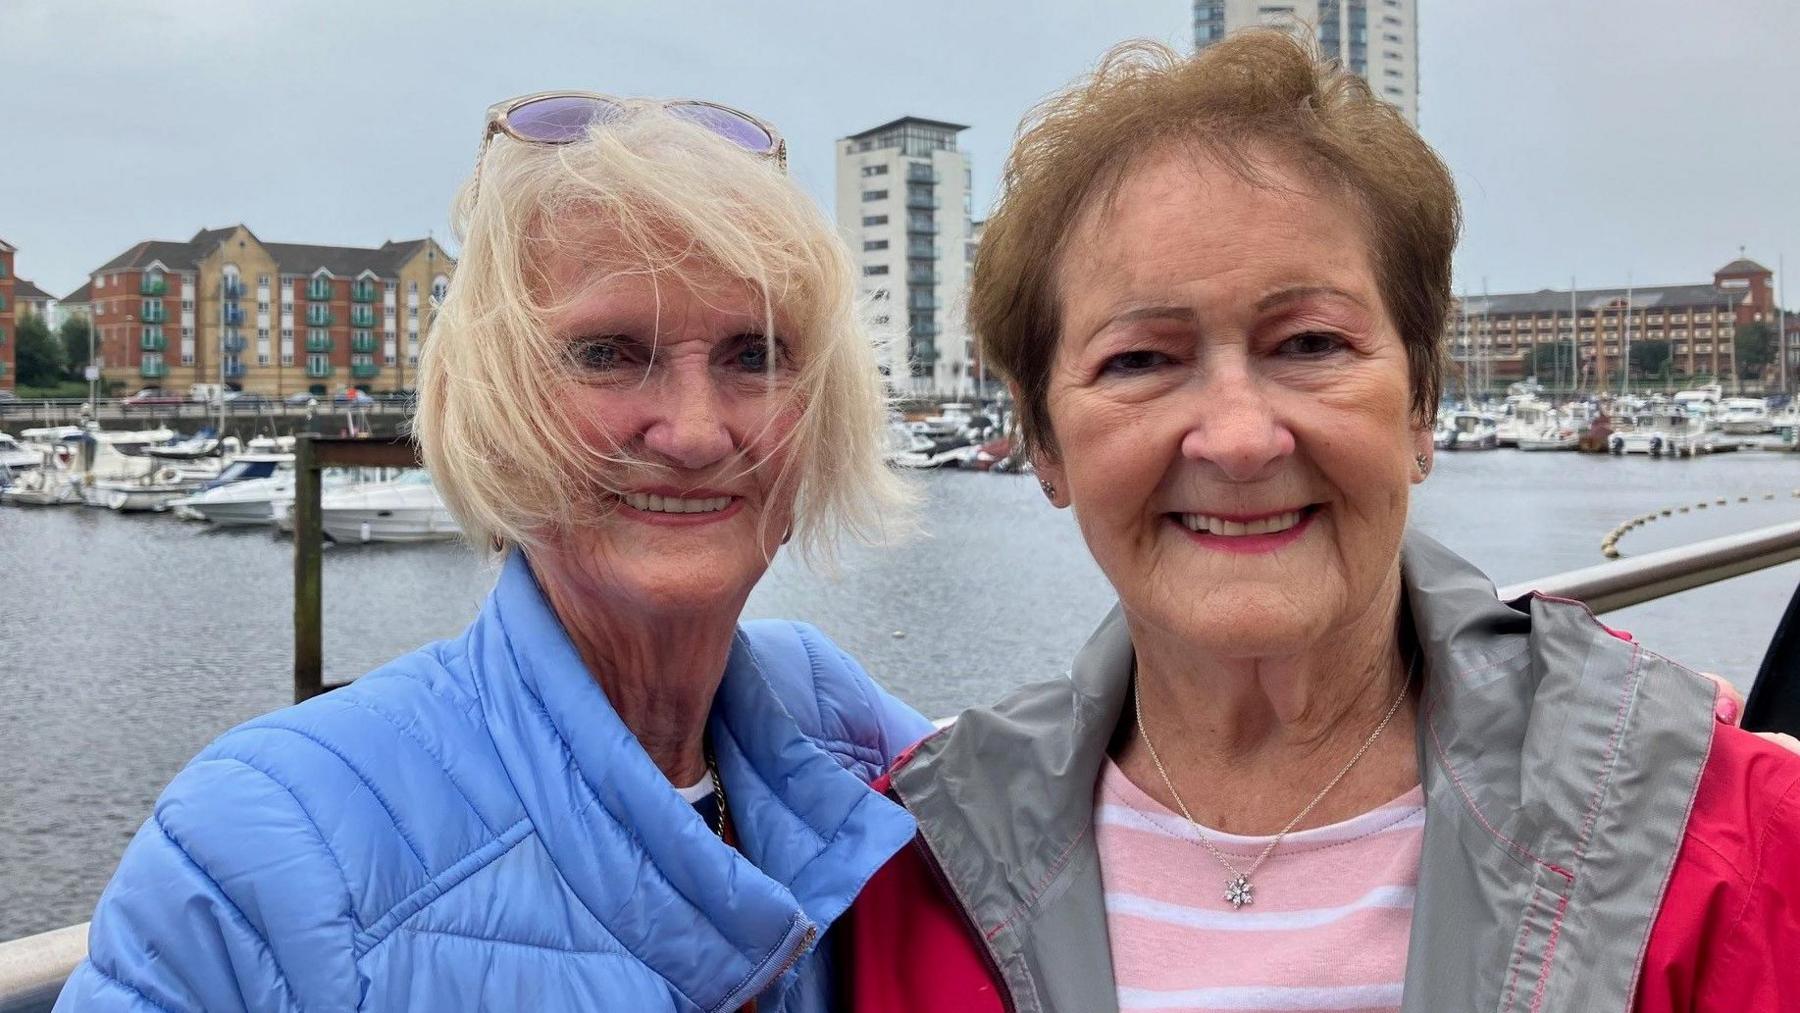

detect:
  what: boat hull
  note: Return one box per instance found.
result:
[321,508,462,544]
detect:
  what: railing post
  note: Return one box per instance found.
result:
[293,435,323,702]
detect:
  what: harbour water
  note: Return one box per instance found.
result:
[3,453,1798,942]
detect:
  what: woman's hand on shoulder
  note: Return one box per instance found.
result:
[1700,672,1800,757]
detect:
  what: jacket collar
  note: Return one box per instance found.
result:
[470,552,917,1012]
[893,529,1715,1013]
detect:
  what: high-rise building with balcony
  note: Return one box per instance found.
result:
[1194,0,1418,125]
[85,225,453,396]
[835,117,975,394]
[0,238,15,390]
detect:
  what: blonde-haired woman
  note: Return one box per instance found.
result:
[60,95,929,1013]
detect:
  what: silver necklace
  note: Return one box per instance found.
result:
[1131,658,1413,910]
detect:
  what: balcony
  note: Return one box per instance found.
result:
[306,334,333,353]
[907,272,938,286]
[350,332,377,354]
[140,276,168,296]
[306,308,334,327]
[907,241,936,259]
[352,284,378,303]
[906,164,938,183]
[307,283,333,302]
[908,298,938,313]
[350,309,377,328]
[142,303,167,324]
[221,334,246,352]
[223,280,243,300]
[140,331,166,352]
[351,362,381,380]
[140,358,167,379]
[224,361,246,379]
[222,305,245,326]
[306,360,334,379]
[906,219,937,236]
[905,192,938,210]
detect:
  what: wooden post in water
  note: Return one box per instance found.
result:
[293,436,324,702]
[291,434,421,703]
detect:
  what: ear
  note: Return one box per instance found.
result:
[1032,448,1069,508]
[1008,380,1070,509]
[1410,418,1434,484]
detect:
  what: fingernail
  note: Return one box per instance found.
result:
[1715,696,1739,725]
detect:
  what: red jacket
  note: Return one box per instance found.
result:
[843,722,1800,1012]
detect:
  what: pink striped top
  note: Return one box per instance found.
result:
[1094,758,1424,1012]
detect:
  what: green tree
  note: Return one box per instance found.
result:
[1530,343,1576,383]
[58,316,92,378]
[1629,339,1671,381]
[14,314,63,386]
[1735,321,1775,379]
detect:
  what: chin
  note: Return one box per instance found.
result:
[1152,582,1343,658]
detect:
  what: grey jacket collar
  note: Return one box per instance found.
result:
[890,529,1716,1013]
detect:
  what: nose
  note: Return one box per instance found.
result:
[641,366,735,470]
[1176,361,1294,482]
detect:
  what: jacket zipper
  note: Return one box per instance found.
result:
[911,833,1019,1013]
[716,918,817,1013]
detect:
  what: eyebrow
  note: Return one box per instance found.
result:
[1254,285,1369,312]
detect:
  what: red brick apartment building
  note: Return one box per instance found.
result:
[1446,258,1778,388]
[87,225,453,397]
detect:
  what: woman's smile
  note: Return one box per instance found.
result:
[1167,504,1319,554]
[616,488,745,525]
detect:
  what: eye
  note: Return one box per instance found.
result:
[1102,350,1170,374]
[726,333,787,372]
[1276,331,1346,357]
[568,336,629,372]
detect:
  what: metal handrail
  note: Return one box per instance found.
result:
[1496,519,1800,614]
[4,518,1798,1006]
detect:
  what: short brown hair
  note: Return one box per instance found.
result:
[971,31,1460,458]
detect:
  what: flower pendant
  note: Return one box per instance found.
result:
[1224,874,1254,909]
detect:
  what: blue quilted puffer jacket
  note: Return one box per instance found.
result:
[57,552,931,1012]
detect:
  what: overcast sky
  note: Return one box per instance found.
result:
[4,0,1795,301]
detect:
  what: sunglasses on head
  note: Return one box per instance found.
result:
[471,91,787,202]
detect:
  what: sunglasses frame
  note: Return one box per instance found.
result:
[470,90,788,205]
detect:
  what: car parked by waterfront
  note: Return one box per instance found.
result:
[121,388,187,407]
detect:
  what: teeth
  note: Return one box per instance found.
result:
[622,493,733,514]
[1180,510,1304,536]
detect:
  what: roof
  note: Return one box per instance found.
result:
[61,280,93,304]
[1716,257,1772,276]
[0,237,15,253]
[844,116,970,142]
[12,278,52,301]
[1457,282,1743,317]
[89,225,450,279]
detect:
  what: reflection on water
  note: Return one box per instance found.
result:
[2,452,1796,939]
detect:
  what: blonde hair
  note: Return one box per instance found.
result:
[415,109,910,563]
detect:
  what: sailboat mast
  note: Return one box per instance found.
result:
[1621,274,1633,398]
[1569,277,1578,400]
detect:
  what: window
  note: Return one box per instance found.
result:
[409,306,419,319]
[257,274,269,287]
[181,351,195,366]
[863,265,889,276]
[862,189,888,202]
[861,164,888,177]
[864,240,889,251]
[1383,32,1402,43]
[431,275,449,304]
[863,215,888,227]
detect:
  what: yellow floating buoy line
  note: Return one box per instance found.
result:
[1601,488,1800,559]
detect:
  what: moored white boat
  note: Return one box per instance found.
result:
[1717,398,1773,436]
[319,472,462,543]
[1440,410,1499,450]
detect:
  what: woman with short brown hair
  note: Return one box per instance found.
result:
[844,31,1800,1013]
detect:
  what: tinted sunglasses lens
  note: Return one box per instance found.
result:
[667,102,776,155]
[506,95,623,143]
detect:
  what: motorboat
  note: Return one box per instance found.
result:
[1516,413,1580,451]
[1717,398,1773,436]
[319,471,461,543]
[1608,407,1713,457]
[1495,398,1553,448]
[0,465,83,506]
[1438,410,1499,451]
[0,434,43,481]
[165,455,297,523]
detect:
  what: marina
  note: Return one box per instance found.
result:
[3,445,1799,945]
